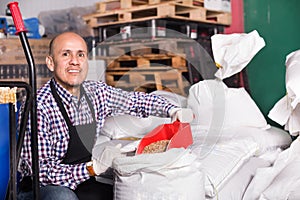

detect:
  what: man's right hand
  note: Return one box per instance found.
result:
[169,108,194,123]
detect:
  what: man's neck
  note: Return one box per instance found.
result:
[69,87,81,99]
[53,78,81,98]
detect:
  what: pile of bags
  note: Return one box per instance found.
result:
[94,30,270,200]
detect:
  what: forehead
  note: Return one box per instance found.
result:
[53,33,88,53]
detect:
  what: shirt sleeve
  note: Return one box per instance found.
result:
[19,102,90,190]
[103,84,177,118]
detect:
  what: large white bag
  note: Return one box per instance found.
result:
[268,49,300,136]
[112,148,204,200]
[212,30,265,80]
[187,79,269,130]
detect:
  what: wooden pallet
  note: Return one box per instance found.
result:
[84,3,207,26]
[98,37,195,56]
[175,0,204,7]
[96,0,122,13]
[96,0,175,12]
[206,11,231,25]
[95,0,204,13]
[106,53,187,70]
[85,0,231,26]
[106,68,186,95]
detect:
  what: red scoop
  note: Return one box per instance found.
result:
[136,121,193,154]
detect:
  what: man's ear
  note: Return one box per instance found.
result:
[46,56,54,72]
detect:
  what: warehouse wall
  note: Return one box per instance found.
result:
[243,0,300,125]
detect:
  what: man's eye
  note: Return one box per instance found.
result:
[78,53,85,57]
[62,52,69,56]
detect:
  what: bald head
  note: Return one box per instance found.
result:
[49,32,88,56]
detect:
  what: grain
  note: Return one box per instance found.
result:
[142,140,170,154]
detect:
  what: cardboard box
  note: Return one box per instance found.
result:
[0,38,50,65]
[204,0,231,13]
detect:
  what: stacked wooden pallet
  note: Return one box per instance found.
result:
[99,37,195,57]
[83,0,231,27]
[96,0,204,11]
[106,68,187,95]
[83,0,228,95]
[106,53,186,70]
[105,53,189,95]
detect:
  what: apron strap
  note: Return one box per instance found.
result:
[50,80,73,128]
[50,80,92,164]
[76,85,97,153]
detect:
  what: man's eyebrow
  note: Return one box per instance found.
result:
[60,49,71,52]
[60,49,87,53]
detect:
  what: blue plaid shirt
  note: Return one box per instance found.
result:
[19,78,176,190]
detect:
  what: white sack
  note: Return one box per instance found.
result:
[101,115,171,139]
[191,125,291,157]
[285,49,300,108]
[268,96,292,127]
[259,161,300,200]
[187,79,268,130]
[243,138,300,200]
[268,96,300,136]
[190,137,259,198]
[210,157,271,200]
[284,104,300,136]
[113,148,204,200]
[211,30,265,80]
[268,49,300,136]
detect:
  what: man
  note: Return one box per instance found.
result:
[18,32,193,199]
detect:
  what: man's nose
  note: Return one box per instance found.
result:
[69,54,79,65]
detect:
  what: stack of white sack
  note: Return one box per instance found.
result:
[94,30,269,200]
[268,49,300,136]
[113,148,204,200]
[185,30,275,200]
[188,30,268,131]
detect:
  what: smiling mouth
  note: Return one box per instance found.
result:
[68,69,80,73]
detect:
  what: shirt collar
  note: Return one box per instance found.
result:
[51,78,77,104]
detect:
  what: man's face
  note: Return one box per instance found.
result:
[46,33,89,93]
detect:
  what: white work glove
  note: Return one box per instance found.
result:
[169,108,194,123]
[92,142,124,176]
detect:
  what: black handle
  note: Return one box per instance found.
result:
[7,2,40,200]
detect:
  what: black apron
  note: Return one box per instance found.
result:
[50,80,113,200]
